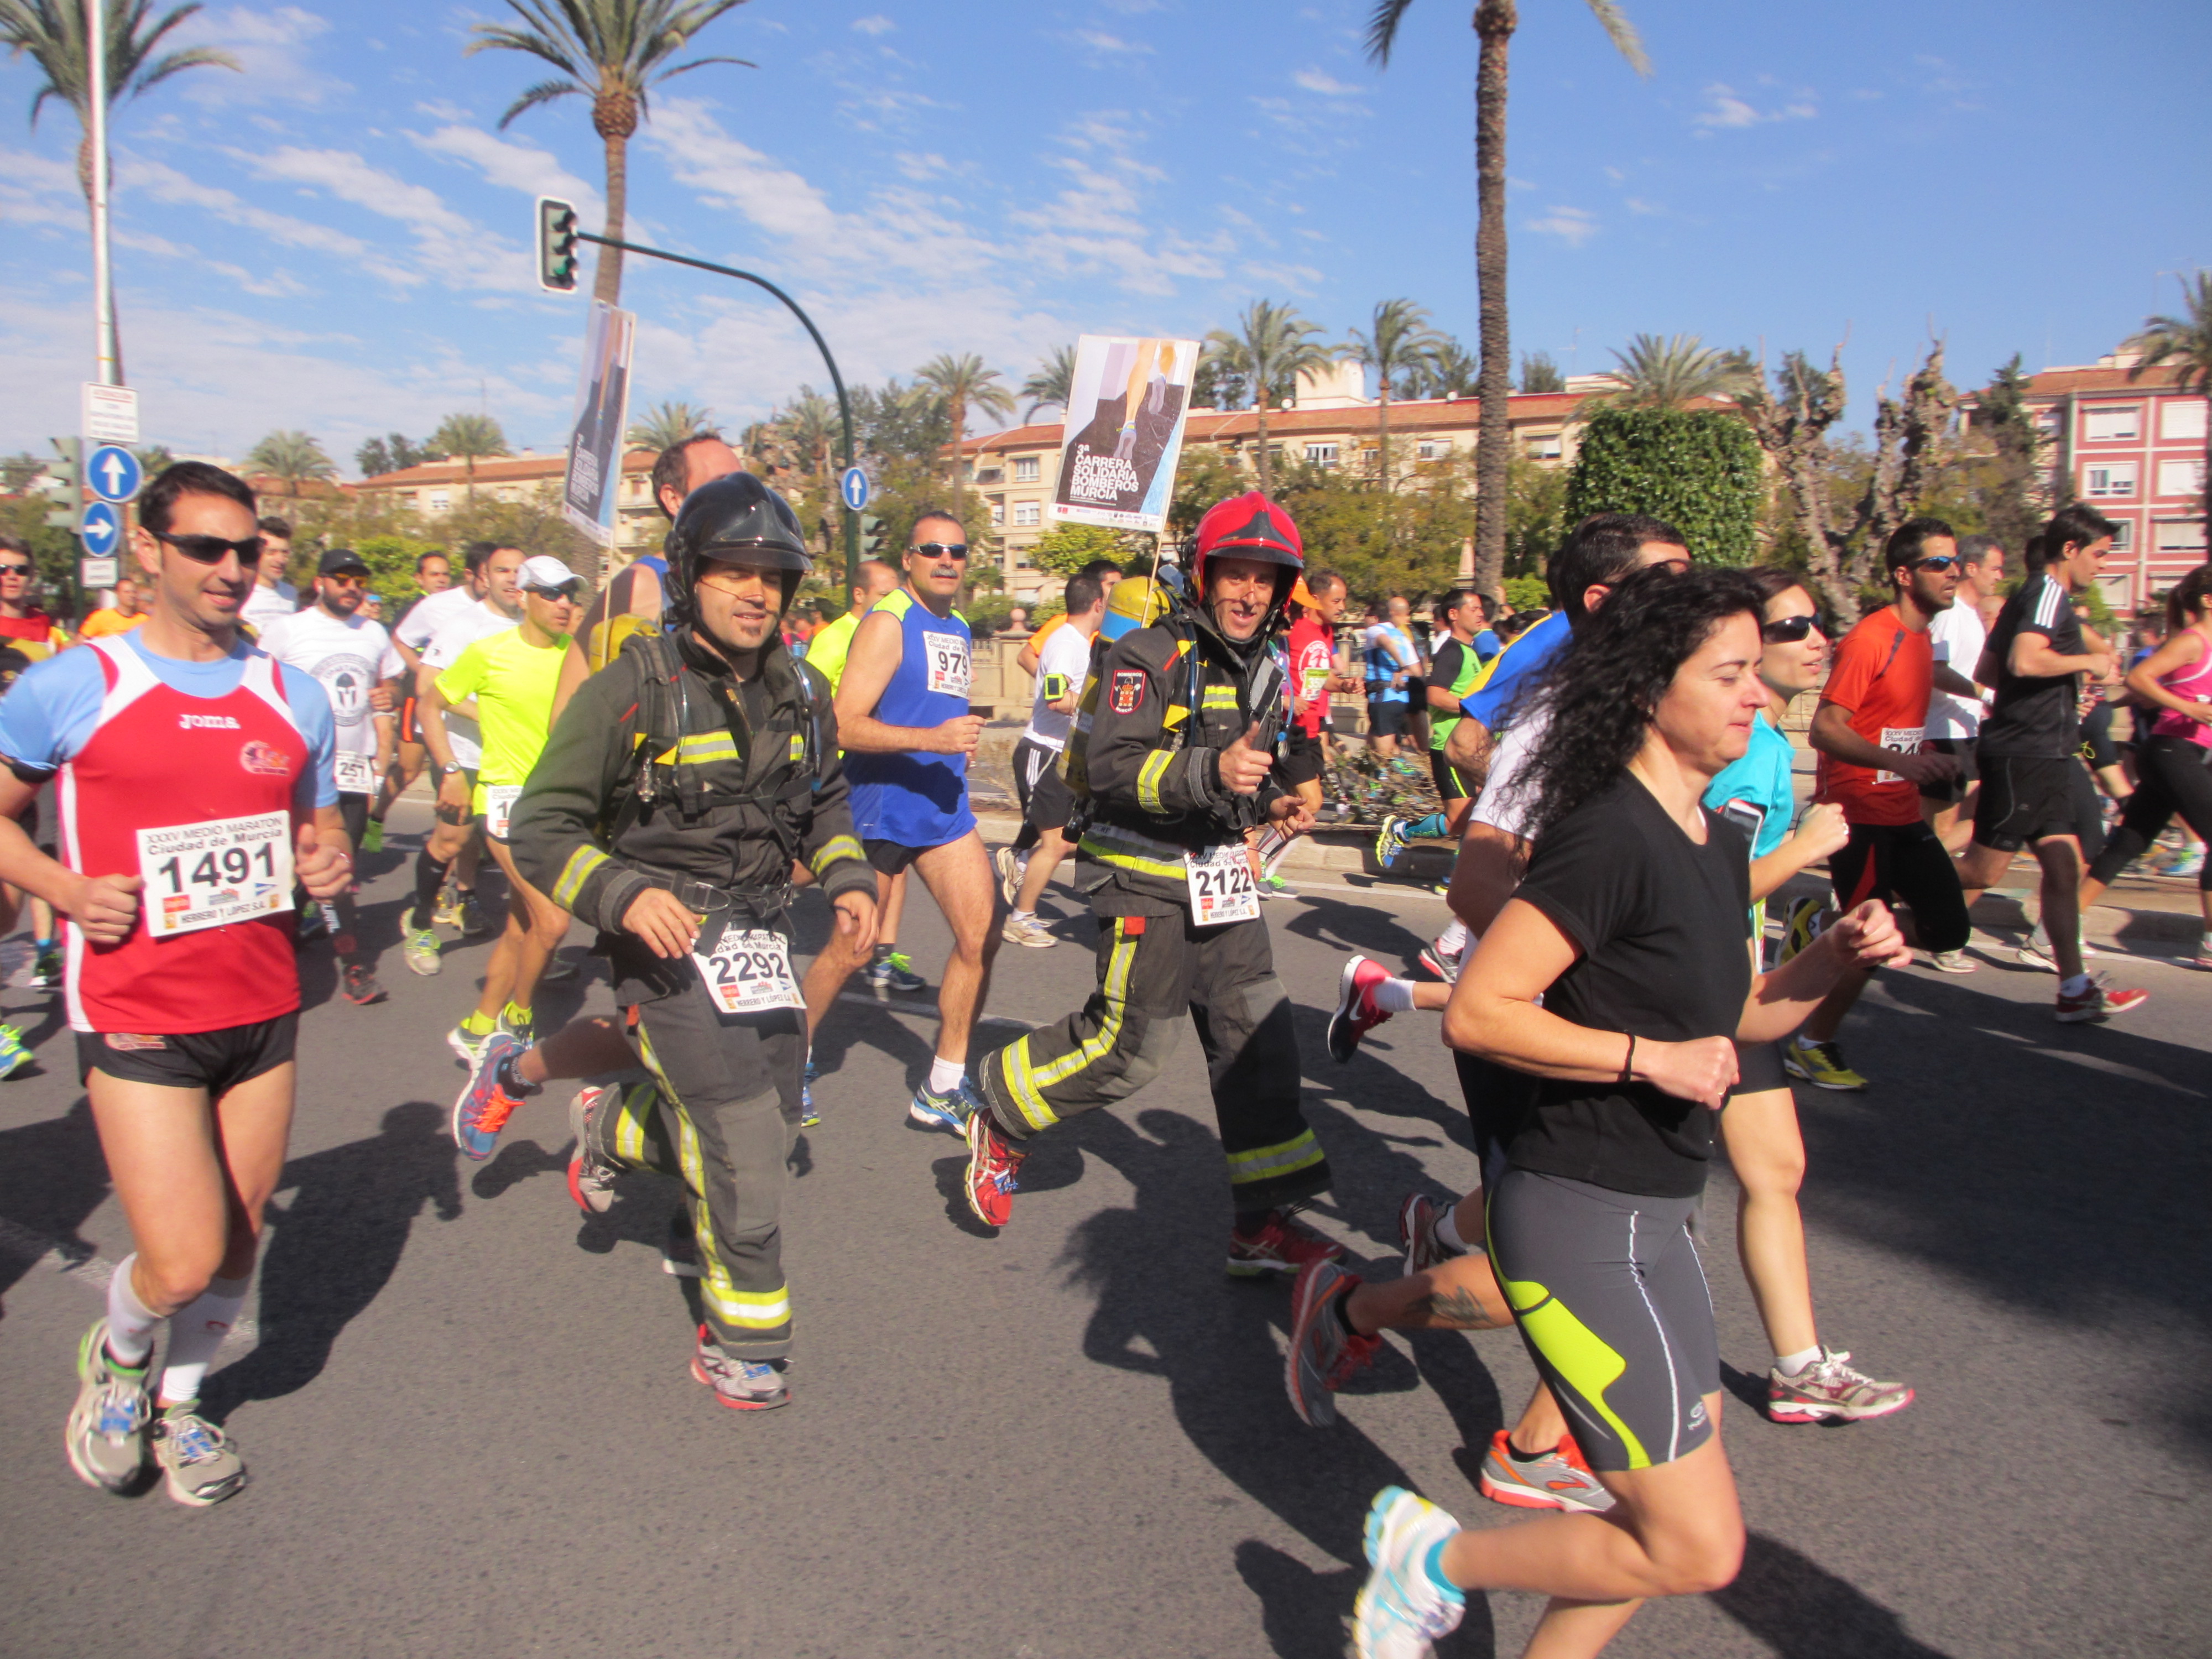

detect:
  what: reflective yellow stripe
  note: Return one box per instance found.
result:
[1078,830,1185,879]
[705,1285,793,1327]
[607,1077,658,1167]
[552,844,609,910]
[677,732,739,764]
[810,834,866,875]
[666,1075,794,1335]
[1001,921,1142,1131]
[1225,1129,1325,1185]
[1201,685,1239,709]
[1136,750,1173,815]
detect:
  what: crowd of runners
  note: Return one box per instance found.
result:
[3,441,2188,1659]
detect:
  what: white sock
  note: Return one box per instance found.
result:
[1793,1032,1823,1051]
[1433,1207,1468,1255]
[156,1275,249,1405]
[104,1255,161,1368]
[1375,977,1418,1014]
[1437,919,1469,956]
[2060,972,2092,997]
[1774,1344,1823,1377]
[1011,909,1035,922]
[928,1056,966,1095]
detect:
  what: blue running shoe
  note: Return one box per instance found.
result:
[863,950,927,994]
[1355,1486,1466,1658]
[0,1022,32,1079]
[908,1076,982,1136]
[451,1032,528,1161]
[1374,816,1411,873]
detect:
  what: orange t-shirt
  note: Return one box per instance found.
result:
[76,608,143,639]
[1814,605,1933,826]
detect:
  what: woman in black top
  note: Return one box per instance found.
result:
[1352,567,1908,1659]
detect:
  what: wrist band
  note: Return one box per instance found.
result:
[1620,1033,1636,1085]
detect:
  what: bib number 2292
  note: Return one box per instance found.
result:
[1185,844,1259,926]
[692,927,805,1016]
[137,811,294,939]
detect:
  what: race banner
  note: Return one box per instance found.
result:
[1049,334,1200,534]
[561,299,636,544]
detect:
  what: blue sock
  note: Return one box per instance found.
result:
[1408,812,1450,840]
[1422,1537,1464,1601]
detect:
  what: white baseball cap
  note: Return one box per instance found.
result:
[520,554,583,596]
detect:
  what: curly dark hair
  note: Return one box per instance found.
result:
[1511,564,1770,839]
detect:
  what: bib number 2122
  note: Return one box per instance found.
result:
[1185,844,1259,926]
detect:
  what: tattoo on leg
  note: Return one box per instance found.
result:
[1411,1285,1512,1330]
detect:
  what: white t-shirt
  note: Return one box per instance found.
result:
[422,601,520,769]
[256,607,404,760]
[239,579,299,629]
[395,583,481,654]
[1926,601,1989,740]
[1024,623,1095,751]
[1470,706,1549,841]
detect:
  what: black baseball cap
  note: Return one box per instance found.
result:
[318,547,371,577]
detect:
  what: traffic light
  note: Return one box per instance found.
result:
[859,512,886,558]
[45,437,80,530]
[537,197,579,293]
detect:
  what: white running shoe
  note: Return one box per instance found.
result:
[1355,1486,1465,1659]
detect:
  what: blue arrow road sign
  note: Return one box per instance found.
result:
[839,466,870,513]
[87,444,142,504]
[79,502,121,557]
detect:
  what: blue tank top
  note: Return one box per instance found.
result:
[844,588,977,848]
[632,554,669,579]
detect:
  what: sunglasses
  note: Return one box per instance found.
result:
[1762,614,1822,643]
[528,583,585,602]
[0,562,30,576]
[1909,555,1961,573]
[154,530,264,566]
[910,542,969,560]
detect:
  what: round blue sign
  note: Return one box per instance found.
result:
[79,502,121,556]
[839,466,870,512]
[87,444,143,504]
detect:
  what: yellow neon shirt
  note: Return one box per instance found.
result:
[436,626,572,810]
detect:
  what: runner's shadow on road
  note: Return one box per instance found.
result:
[202,1100,462,1418]
[1714,1532,1955,1657]
[1280,892,1433,967]
[0,1097,107,1300]
[473,1135,567,1200]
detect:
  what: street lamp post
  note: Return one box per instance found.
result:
[85,0,117,388]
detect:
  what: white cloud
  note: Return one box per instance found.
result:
[239,147,524,290]
[1526,206,1598,247]
[1293,69,1363,96]
[174,6,346,106]
[410,124,605,226]
[1693,83,1818,134]
[852,14,895,33]
[1072,30,1154,56]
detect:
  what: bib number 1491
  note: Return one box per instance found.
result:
[137,811,294,939]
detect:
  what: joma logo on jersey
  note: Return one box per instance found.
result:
[180,713,241,731]
[239,740,293,777]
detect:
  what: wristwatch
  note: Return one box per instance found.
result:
[441,762,463,775]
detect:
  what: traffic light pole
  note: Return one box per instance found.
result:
[571,230,860,600]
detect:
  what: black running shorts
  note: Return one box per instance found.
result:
[79,1013,299,1094]
[1011,737,1076,832]
[1829,820,1972,953]
[1430,749,1473,803]
[1365,699,1409,738]
[1279,728,1327,789]
[1974,755,2081,853]
[1918,736,1978,804]
[864,836,969,876]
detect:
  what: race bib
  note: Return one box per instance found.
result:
[1185,843,1259,927]
[333,750,377,795]
[923,630,971,699]
[138,811,294,939]
[1876,726,1924,786]
[692,926,805,1016]
[484,784,523,841]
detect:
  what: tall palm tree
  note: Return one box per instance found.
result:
[916,352,1015,514]
[1595,332,1756,409]
[2126,271,2212,521]
[1202,299,1332,494]
[1519,350,1564,394]
[769,387,837,552]
[1020,345,1077,420]
[1415,338,1479,399]
[467,0,753,305]
[1342,298,1441,486]
[244,431,337,499]
[430,413,512,505]
[1367,0,1648,593]
[627,398,716,451]
[0,0,239,382]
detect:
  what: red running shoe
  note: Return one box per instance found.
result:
[2055,973,2148,1022]
[1285,1259,1383,1427]
[963,1105,1027,1229]
[1227,1203,1345,1277]
[1477,1428,1615,1514]
[1327,954,1394,1063]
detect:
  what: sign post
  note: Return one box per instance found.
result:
[87,444,142,504]
[82,384,139,445]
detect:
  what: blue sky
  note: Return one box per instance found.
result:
[0,0,2204,473]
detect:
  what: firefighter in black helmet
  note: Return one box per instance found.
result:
[962,492,1344,1279]
[506,472,878,1411]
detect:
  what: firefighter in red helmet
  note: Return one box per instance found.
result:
[961,493,1344,1276]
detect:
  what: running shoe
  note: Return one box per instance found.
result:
[296,900,330,942]
[1285,1259,1383,1428]
[2190,936,2212,971]
[341,963,387,1005]
[1477,1429,1615,1514]
[1782,1038,1866,1092]
[0,1022,32,1078]
[451,1032,527,1161]
[1417,932,1463,985]
[446,1020,493,1068]
[28,943,61,990]
[907,1076,983,1137]
[862,950,927,994]
[1767,1347,1915,1423]
[361,817,384,853]
[432,890,465,930]
[1258,872,1298,900]
[496,1005,534,1045]
[1001,913,1057,949]
[1777,896,1825,965]
[1926,949,1977,974]
[539,951,580,984]
[566,1084,619,1214]
[2055,973,2149,1023]
[1396,1192,1465,1277]
[1354,1486,1465,1659]
[457,891,492,938]
[1374,815,1411,873]
[963,1105,1026,1229]
[1327,954,1394,1063]
[1227,1203,1345,1277]
[2017,924,2100,971]
[65,1318,151,1492]
[402,926,442,977]
[150,1401,247,1506]
[2160,847,2206,879]
[690,1326,790,1411]
[994,844,1024,906]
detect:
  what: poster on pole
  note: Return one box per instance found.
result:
[1048,334,1200,534]
[561,300,636,545]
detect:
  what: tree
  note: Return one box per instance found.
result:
[1403,337,1479,400]
[467,0,753,306]
[429,412,511,505]
[132,442,172,474]
[1167,444,1246,538]
[756,387,837,555]
[1190,351,1245,411]
[1564,405,1762,567]
[1503,447,1569,577]
[1594,332,1754,409]
[1029,521,1138,578]
[0,0,239,382]
[915,352,1015,516]
[1274,461,1477,604]
[244,430,337,498]
[1202,299,1331,494]
[1020,346,1077,420]
[1367,0,1650,596]
[1342,298,1441,487]
[627,398,716,451]
[356,432,433,478]
[1518,351,1564,394]
[1,452,46,493]
[2126,271,2212,522]
[1973,355,2052,555]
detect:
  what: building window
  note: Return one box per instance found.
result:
[1417,440,1449,461]
[2109,520,2133,553]
[1014,544,1035,568]
[1014,456,1040,482]
[2154,520,2209,557]
[1524,433,1563,460]
[1305,443,1339,465]
[976,467,1003,486]
[2160,399,2209,442]
[1014,502,1041,526]
[2083,405,2141,442]
[2157,458,2207,499]
[989,500,1005,526]
[428,491,450,512]
[2084,462,2137,499]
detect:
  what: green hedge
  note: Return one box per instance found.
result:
[1564,406,1762,567]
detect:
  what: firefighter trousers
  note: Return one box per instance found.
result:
[976,890,1331,1215]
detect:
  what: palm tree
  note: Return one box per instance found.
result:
[765,387,837,553]
[0,1,239,382]
[916,352,1015,513]
[2126,271,2212,521]
[1595,332,1756,409]
[244,431,337,499]
[627,398,716,451]
[1519,350,1564,394]
[1020,346,1077,420]
[1342,298,1441,487]
[429,413,512,505]
[1202,299,1332,494]
[1367,0,1648,594]
[467,1,753,305]
[1413,338,1479,399]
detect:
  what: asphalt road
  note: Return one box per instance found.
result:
[1,801,2207,1659]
